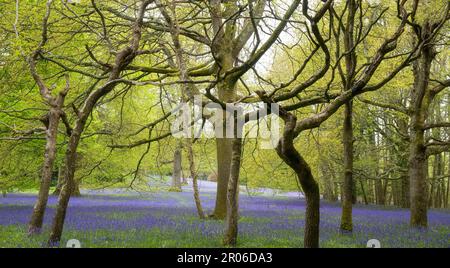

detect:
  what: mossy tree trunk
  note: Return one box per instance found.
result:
[340,101,354,232]
[409,22,436,228]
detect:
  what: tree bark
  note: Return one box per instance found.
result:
[321,166,335,202]
[53,158,81,197]
[446,152,450,208]
[401,173,410,208]
[212,137,232,219]
[52,165,64,196]
[340,0,356,231]
[359,178,369,205]
[212,81,236,219]
[186,139,205,219]
[318,140,336,202]
[397,118,410,208]
[430,102,443,208]
[276,113,320,248]
[72,178,81,197]
[409,124,428,227]
[171,146,183,192]
[28,109,61,235]
[375,177,385,205]
[340,101,353,232]
[223,135,242,247]
[409,23,436,228]
[47,122,82,246]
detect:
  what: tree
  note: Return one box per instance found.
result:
[45,0,161,246]
[359,0,450,226]
[256,0,420,247]
[26,1,71,235]
[1,0,448,249]
[407,2,449,228]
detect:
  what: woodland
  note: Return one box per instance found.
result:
[0,0,449,248]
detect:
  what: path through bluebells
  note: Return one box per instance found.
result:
[0,180,448,248]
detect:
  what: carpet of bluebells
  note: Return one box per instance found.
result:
[0,183,449,248]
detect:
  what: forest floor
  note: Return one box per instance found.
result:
[0,180,449,248]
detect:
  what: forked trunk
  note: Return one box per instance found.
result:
[28,110,61,235]
[46,0,149,246]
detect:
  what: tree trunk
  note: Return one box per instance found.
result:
[187,139,205,219]
[53,164,80,197]
[52,165,64,196]
[394,116,410,208]
[171,146,183,192]
[72,178,81,197]
[369,179,376,204]
[392,177,400,206]
[446,101,450,209]
[340,0,357,229]
[430,101,443,208]
[276,113,320,248]
[319,149,335,202]
[446,153,450,208]
[429,157,436,208]
[47,125,82,247]
[359,178,369,205]
[409,27,435,228]
[375,178,385,205]
[401,173,410,208]
[435,182,442,208]
[223,135,242,247]
[433,153,443,208]
[28,110,61,235]
[340,101,353,232]
[409,125,428,227]
[212,138,232,219]
[212,80,236,220]
[322,172,335,202]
